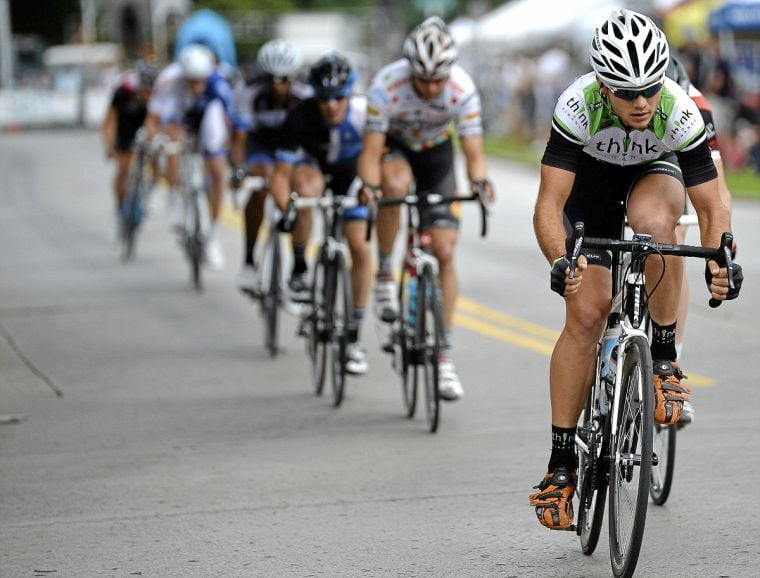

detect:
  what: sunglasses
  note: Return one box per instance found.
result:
[271,75,293,84]
[607,82,662,101]
[318,94,347,103]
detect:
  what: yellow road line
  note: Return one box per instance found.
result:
[220,200,714,386]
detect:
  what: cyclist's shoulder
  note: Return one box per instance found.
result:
[368,59,411,94]
[446,64,477,94]
[657,78,704,148]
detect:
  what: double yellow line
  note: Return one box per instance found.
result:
[221,201,713,386]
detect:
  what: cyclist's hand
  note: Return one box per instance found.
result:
[705,260,743,302]
[551,254,587,297]
[359,182,381,206]
[230,167,246,190]
[471,178,495,203]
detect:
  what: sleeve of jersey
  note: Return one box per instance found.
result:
[456,90,483,138]
[541,127,584,172]
[111,87,127,108]
[364,81,390,134]
[675,139,717,187]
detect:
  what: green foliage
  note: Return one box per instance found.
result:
[725,167,760,200]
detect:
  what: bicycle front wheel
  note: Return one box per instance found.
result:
[397,270,416,418]
[307,249,329,395]
[187,191,203,292]
[650,423,676,505]
[262,229,281,358]
[608,335,653,578]
[329,251,352,407]
[417,265,441,433]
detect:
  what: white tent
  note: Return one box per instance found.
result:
[468,0,622,52]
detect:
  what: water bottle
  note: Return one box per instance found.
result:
[407,276,418,327]
[600,325,621,385]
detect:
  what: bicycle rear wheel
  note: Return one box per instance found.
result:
[397,270,416,418]
[307,249,329,395]
[262,229,281,358]
[608,335,653,578]
[576,387,607,556]
[187,190,203,292]
[330,251,351,407]
[417,265,441,433]
[650,423,676,505]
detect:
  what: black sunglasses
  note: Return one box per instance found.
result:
[318,94,347,103]
[607,82,662,101]
[271,75,293,84]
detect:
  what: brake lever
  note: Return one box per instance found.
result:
[709,231,735,309]
[568,222,585,280]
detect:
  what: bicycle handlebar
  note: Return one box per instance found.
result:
[568,221,735,308]
[364,189,489,242]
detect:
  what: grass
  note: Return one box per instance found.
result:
[484,136,760,200]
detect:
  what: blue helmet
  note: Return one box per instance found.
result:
[309,52,355,100]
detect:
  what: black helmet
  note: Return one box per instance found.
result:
[308,51,356,100]
[665,51,691,92]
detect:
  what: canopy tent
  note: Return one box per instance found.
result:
[663,0,726,46]
[709,0,760,31]
[174,9,237,68]
[467,0,622,52]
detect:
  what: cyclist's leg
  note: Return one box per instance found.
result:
[627,164,691,424]
[162,121,184,228]
[200,99,229,225]
[243,156,273,266]
[288,163,324,300]
[113,149,132,209]
[374,153,412,320]
[344,212,372,375]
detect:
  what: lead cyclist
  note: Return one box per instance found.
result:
[530,9,743,530]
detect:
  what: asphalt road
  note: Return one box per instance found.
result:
[2,130,759,578]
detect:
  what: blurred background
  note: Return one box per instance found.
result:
[0,0,757,194]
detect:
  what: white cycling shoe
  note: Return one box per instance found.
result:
[438,354,464,401]
[205,235,225,271]
[236,264,260,294]
[373,275,398,323]
[345,343,369,375]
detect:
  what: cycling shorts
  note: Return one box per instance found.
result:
[384,137,459,231]
[563,152,685,267]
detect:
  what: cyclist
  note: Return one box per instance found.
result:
[151,43,234,270]
[357,16,494,401]
[667,52,734,426]
[101,60,157,237]
[530,9,743,530]
[269,52,372,375]
[230,39,311,293]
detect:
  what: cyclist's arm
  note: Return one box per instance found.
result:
[357,131,386,189]
[100,106,117,158]
[459,135,487,182]
[230,129,247,170]
[714,156,732,213]
[686,177,731,248]
[534,164,576,264]
[270,160,293,212]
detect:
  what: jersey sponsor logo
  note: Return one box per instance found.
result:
[367,105,382,117]
[594,137,659,156]
[387,77,409,92]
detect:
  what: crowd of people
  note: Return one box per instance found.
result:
[100,9,743,540]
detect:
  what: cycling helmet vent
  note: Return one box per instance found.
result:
[590,9,669,90]
[308,51,356,100]
[257,39,302,77]
[403,16,458,80]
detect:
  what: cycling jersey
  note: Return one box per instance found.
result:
[544,73,716,187]
[365,59,482,151]
[688,83,720,157]
[110,77,147,151]
[276,95,367,217]
[232,79,311,162]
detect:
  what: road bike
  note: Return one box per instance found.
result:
[161,135,209,292]
[571,221,734,577]
[367,185,489,432]
[237,176,282,357]
[119,128,151,262]
[296,190,358,407]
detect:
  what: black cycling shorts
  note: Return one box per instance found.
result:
[384,137,459,231]
[563,152,685,267]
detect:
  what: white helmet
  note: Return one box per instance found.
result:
[179,43,216,81]
[590,9,669,90]
[257,39,302,78]
[403,16,458,80]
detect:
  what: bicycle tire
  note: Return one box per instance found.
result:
[263,228,281,358]
[188,191,203,292]
[307,248,329,395]
[330,251,351,407]
[608,335,653,578]
[120,157,145,262]
[417,265,441,433]
[650,423,676,505]
[577,387,608,556]
[397,270,417,418]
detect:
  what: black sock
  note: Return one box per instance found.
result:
[548,425,577,472]
[650,321,677,362]
[293,244,307,275]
